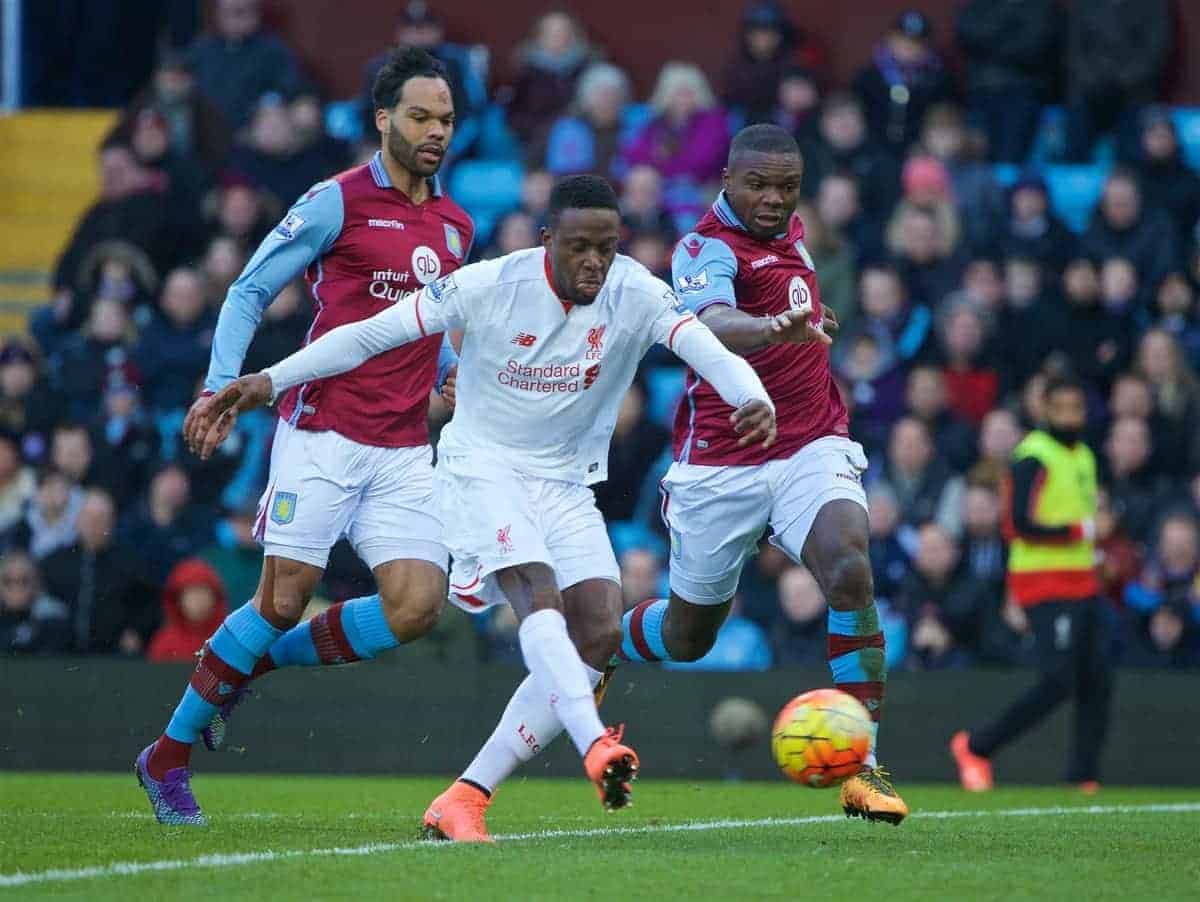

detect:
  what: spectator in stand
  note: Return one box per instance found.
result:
[1094,487,1142,610]
[890,203,962,313]
[0,549,71,655]
[898,523,978,669]
[875,416,965,536]
[200,502,262,608]
[1123,512,1200,668]
[816,171,884,263]
[8,468,82,561]
[40,243,160,352]
[120,464,214,587]
[867,484,912,607]
[242,280,310,375]
[544,63,631,178]
[771,565,828,666]
[147,558,229,663]
[994,257,1065,396]
[122,49,231,176]
[1063,0,1170,163]
[1060,258,1133,396]
[50,298,134,423]
[0,340,64,463]
[360,1,484,157]
[998,175,1075,276]
[1125,598,1199,668]
[134,268,215,415]
[42,488,157,654]
[956,0,1059,164]
[51,143,174,308]
[795,201,855,332]
[836,332,905,456]
[626,230,673,282]
[187,0,300,130]
[770,67,821,140]
[843,261,934,374]
[724,1,828,125]
[853,11,954,154]
[620,548,662,607]
[506,10,593,146]
[1099,256,1143,321]
[918,104,1004,251]
[49,425,95,491]
[200,235,247,304]
[227,94,336,214]
[1103,415,1169,543]
[1135,328,1200,475]
[90,363,160,508]
[941,255,1005,325]
[973,408,1024,489]
[594,380,669,522]
[889,155,961,255]
[0,432,34,537]
[1081,170,1179,289]
[519,169,554,227]
[962,483,1006,587]
[209,175,274,250]
[904,364,975,474]
[621,62,729,215]
[1132,108,1200,249]
[1152,273,1200,367]
[481,211,539,260]
[938,304,997,426]
[620,166,676,240]
[802,94,900,230]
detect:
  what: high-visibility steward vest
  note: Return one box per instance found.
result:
[1006,430,1099,606]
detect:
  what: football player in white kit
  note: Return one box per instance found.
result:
[191,176,776,833]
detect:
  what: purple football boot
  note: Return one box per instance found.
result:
[135,744,207,826]
[201,686,251,752]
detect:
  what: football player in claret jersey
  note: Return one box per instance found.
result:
[135,48,474,825]
[191,175,777,835]
[619,124,909,823]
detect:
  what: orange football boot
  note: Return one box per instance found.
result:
[583,725,639,811]
[840,765,910,825]
[950,731,994,792]
[421,780,495,843]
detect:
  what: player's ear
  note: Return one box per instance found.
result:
[374,107,390,137]
[721,168,730,192]
[540,226,552,252]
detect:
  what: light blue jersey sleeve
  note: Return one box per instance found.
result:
[435,333,458,393]
[670,233,739,316]
[204,181,344,392]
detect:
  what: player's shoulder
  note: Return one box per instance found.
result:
[607,255,671,298]
[673,230,738,268]
[453,247,544,291]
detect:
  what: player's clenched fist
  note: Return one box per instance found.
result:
[731,399,777,449]
[189,373,275,460]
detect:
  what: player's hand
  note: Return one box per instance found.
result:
[192,373,274,460]
[766,310,832,347]
[821,306,839,334]
[441,366,457,408]
[731,400,776,450]
[183,391,216,452]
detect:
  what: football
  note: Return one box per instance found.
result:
[771,689,873,787]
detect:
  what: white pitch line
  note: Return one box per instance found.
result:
[1,802,1198,889]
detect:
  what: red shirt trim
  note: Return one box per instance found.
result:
[1009,569,1100,606]
[414,293,427,337]
[667,316,695,351]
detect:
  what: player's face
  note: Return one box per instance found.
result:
[544,208,621,305]
[376,76,455,177]
[723,152,803,239]
[1045,387,1087,440]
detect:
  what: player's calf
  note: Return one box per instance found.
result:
[619,595,726,664]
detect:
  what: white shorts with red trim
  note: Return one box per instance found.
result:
[435,454,620,613]
[256,419,448,572]
[661,436,869,604]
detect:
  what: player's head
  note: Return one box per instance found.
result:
[723,124,804,240]
[1042,372,1087,445]
[372,47,454,177]
[543,175,621,306]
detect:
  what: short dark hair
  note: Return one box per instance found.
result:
[1044,371,1085,399]
[547,175,619,226]
[728,123,801,167]
[371,47,448,111]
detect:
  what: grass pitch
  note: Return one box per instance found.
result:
[1,774,1196,900]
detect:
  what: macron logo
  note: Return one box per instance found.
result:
[368,218,405,230]
[750,254,779,270]
[511,333,537,347]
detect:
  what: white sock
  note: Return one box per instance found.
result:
[460,663,603,793]
[517,609,605,756]
[865,722,879,768]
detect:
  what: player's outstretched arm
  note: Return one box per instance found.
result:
[698,304,832,354]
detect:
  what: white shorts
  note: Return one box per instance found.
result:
[255,420,448,572]
[660,436,869,604]
[435,455,620,614]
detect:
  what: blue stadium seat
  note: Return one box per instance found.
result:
[1029,105,1066,164]
[324,100,364,144]
[609,520,666,561]
[645,366,687,427]
[1043,164,1109,234]
[1171,107,1200,171]
[475,104,522,161]
[991,163,1021,190]
[621,103,654,137]
[447,159,523,224]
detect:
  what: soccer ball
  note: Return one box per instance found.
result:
[771,688,872,787]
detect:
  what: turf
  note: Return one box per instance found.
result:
[1,774,1196,900]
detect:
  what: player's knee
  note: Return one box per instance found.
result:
[823,547,873,611]
[380,587,444,641]
[578,619,623,667]
[260,558,319,623]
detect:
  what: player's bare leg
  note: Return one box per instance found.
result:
[137,556,318,825]
[424,579,623,842]
[800,500,908,825]
[203,558,447,750]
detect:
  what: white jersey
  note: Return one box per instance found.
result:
[265,247,772,485]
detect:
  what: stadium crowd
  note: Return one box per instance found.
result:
[4,0,1199,671]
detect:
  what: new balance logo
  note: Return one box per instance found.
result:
[511,333,537,347]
